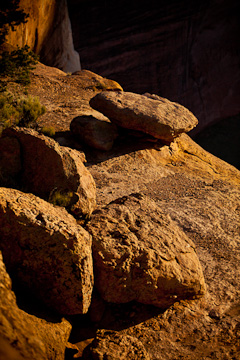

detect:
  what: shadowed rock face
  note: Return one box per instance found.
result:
[68,0,240,133]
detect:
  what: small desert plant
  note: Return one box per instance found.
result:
[0,92,46,129]
[40,126,55,137]
[0,91,18,128]
[48,188,74,208]
[17,95,46,127]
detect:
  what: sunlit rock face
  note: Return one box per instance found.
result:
[6,0,80,73]
[68,0,240,133]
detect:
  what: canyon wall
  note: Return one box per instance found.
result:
[6,0,80,73]
[68,0,240,133]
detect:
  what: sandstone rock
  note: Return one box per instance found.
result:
[0,251,72,359]
[0,136,21,186]
[86,131,240,359]
[73,70,123,91]
[90,91,198,142]
[87,193,206,307]
[0,336,24,360]
[6,0,80,73]
[70,115,119,151]
[85,330,150,360]
[1,127,96,218]
[0,187,93,315]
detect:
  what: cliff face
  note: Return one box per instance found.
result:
[6,0,80,73]
[68,0,240,133]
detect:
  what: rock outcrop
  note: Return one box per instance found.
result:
[6,0,80,73]
[0,251,72,359]
[86,131,240,359]
[0,127,96,218]
[90,91,198,142]
[1,60,239,358]
[70,114,119,151]
[88,194,206,307]
[0,187,93,315]
[69,0,240,133]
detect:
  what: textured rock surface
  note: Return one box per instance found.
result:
[6,0,80,72]
[1,62,240,359]
[69,0,240,133]
[70,115,119,151]
[1,127,96,218]
[0,188,93,315]
[0,251,72,359]
[88,194,206,307]
[90,91,198,142]
[83,132,240,359]
[85,330,150,360]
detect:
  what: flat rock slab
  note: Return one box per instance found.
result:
[70,115,118,151]
[0,187,93,315]
[1,127,96,218]
[87,194,206,308]
[90,91,198,142]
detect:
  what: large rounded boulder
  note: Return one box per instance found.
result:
[0,187,93,315]
[87,194,206,308]
[0,127,96,218]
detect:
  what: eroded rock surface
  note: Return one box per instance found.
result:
[0,127,96,218]
[90,91,198,142]
[85,330,150,360]
[85,132,240,359]
[87,194,206,307]
[0,188,93,315]
[0,251,71,359]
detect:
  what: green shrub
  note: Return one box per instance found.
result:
[48,189,74,208]
[0,91,17,128]
[0,45,38,87]
[40,126,55,137]
[0,92,46,129]
[17,95,46,127]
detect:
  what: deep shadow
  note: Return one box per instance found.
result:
[10,275,62,323]
[193,114,240,170]
[54,128,167,167]
[65,294,165,359]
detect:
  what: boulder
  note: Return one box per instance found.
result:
[0,251,72,359]
[72,70,123,91]
[1,127,96,218]
[0,187,93,315]
[0,136,21,186]
[70,114,118,151]
[89,91,198,142]
[85,330,150,360]
[87,193,206,308]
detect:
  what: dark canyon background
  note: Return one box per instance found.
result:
[68,0,240,168]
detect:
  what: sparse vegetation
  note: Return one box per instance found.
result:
[0,91,17,128]
[0,45,38,87]
[48,189,74,208]
[17,95,46,127]
[40,126,56,137]
[0,92,46,129]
